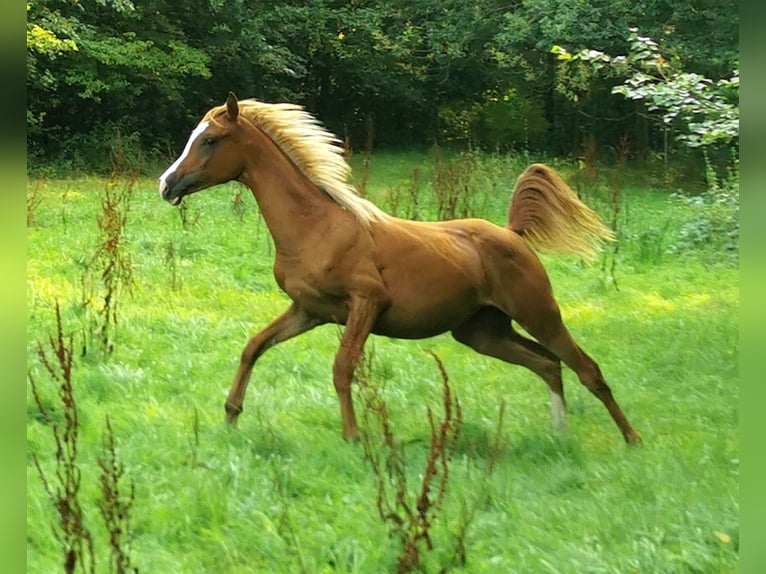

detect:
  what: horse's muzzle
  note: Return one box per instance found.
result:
[160,172,199,206]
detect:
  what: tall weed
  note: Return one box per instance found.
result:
[431,146,479,220]
[384,167,423,220]
[27,175,46,227]
[29,303,96,574]
[358,349,462,573]
[97,416,138,574]
[30,303,137,574]
[357,349,505,573]
[81,176,135,356]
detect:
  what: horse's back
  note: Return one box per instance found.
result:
[434,218,546,275]
[374,216,547,287]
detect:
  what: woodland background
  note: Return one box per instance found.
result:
[27,0,739,173]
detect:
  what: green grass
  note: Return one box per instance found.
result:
[26,152,738,573]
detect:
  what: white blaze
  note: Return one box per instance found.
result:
[158,121,210,197]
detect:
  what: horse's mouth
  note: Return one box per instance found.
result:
[165,185,194,206]
[160,173,199,206]
[162,171,220,206]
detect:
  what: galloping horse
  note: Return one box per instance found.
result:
[159,93,641,445]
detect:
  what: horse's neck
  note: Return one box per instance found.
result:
[240,143,353,253]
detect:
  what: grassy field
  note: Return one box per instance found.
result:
[26,151,738,573]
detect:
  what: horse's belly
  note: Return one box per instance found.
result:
[371,289,483,339]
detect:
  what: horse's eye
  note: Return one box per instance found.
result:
[203,137,217,146]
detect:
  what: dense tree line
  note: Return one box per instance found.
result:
[27,0,738,171]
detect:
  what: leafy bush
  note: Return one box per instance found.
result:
[671,152,739,261]
[552,28,739,150]
[31,123,146,177]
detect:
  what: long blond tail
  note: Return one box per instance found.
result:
[507,163,615,262]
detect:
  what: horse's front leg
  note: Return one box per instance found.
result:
[333,296,382,440]
[225,304,321,426]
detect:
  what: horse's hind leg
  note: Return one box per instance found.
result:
[225,304,321,426]
[521,309,642,445]
[451,307,569,435]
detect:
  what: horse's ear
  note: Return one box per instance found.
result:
[226,92,239,120]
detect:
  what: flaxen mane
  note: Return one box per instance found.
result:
[206,100,386,225]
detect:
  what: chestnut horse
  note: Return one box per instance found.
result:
[159,93,641,445]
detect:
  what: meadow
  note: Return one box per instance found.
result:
[26,151,739,573]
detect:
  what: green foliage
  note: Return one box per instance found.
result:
[27,1,738,169]
[473,90,549,151]
[71,36,212,100]
[552,28,739,149]
[41,124,145,176]
[436,91,549,152]
[26,0,80,133]
[27,0,212,166]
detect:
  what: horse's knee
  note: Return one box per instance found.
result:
[332,353,357,393]
[582,378,613,398]
[578,362,614,400]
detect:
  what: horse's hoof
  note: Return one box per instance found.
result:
[626,431,643,446]
[224,402,242,427]
[343,429,360,442]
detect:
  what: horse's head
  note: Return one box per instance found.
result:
[159,92,245,206]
